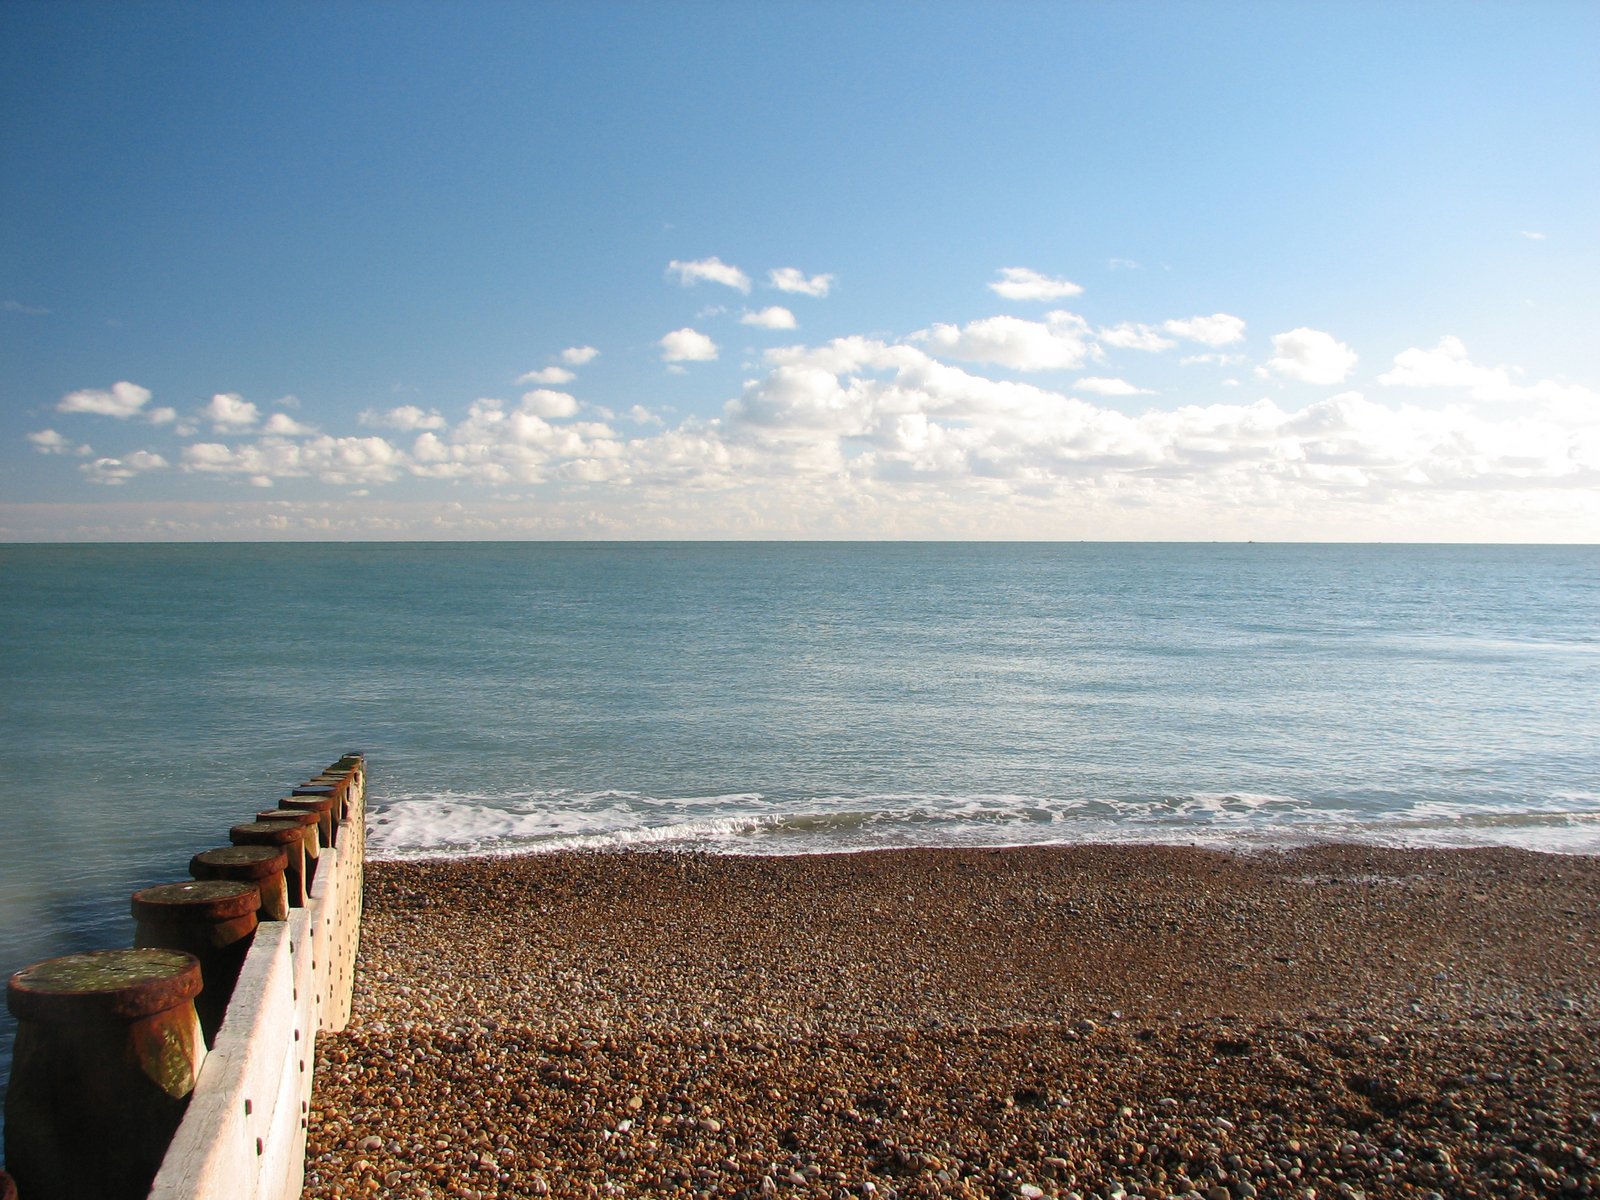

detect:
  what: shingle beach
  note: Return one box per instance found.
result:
[304,845,1600,1199]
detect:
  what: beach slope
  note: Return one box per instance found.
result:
[304,845,1600,1198]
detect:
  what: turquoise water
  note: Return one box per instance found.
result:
[2,541,1599,1125]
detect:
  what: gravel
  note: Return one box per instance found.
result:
[303,843,1600,1198]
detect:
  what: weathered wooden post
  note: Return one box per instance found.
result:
[131,881,261,1047]
[5,949,207,1200]
[252,809,322,890]
[277,791,339,849]
[189,845,291,921]
[229,821,310,906]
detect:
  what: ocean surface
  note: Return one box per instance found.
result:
[2,540,1599,1127]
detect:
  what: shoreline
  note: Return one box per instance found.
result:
[306,843,1600,1198]
[365,833,1600,865]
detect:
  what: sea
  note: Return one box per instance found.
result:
[2,541,1599,1126]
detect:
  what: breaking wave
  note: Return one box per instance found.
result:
[366,787,1600,860]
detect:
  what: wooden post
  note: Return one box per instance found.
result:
[131,881,261,1047]
[189,846,291,922]
[5,949,206,1200]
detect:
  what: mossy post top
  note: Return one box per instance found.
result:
[189,845,288,880]
[132,881,261,924]
[7,948,203,1024]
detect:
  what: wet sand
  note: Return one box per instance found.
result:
[303,845,1600,1198]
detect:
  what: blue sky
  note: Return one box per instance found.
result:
[3,1,1597,540]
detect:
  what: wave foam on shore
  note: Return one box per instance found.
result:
[365,787,1600,859]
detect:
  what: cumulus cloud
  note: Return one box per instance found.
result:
[1378,336,1490,392]
[1074,377,1155,396]
[58,381,153,419]
[24,293,1599,541]
[363,405,447,432]
[740,306,798,330]
[1164,313,1246,346]
[1098,323,1176,352]
[520,389,580,419]
[659,328,718,363]
[27,429,90,455]
[561,345,600,365]
[1377,336,1600,420]
[202,393,261,430]
[183,436,407,486]
[262,413,317,436]
[913,311,1097,371]
[1181,352,1247,367]
[1267,328,1358,385]
[987,267,1084,301]
[81,450,168,485]
[767,267,833,297]
[517,366,575,385]
[667,257,751,293]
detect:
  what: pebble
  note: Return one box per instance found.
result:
[299,845,1600,1199]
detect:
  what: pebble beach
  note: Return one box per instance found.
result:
[303,845,1600,1199]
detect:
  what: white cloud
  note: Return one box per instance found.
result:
[1180,352,1247,367]
[1108,258,1141,271]
[1074,377,1155,396]
[4,299,51,315]
[202,392,261,430]
[1520,230,1547,240]
[520,389,580,419]
[183,436,407,486]
[147,406,177,425]
[1164,313,1246,346]
[740,306,798,330]
[262,413,317,436]
[517,366,576,385]
[913,311,1097,371]
[629,405,663,425]
[987,267,1084,302]
[560,345,600,366]
[659,328,718,363]
[1098,323,1176,352]
[1377,336,1600,420]
[767,267,833,297]
[364,405,447,432]
[1267,328,1358,385]
[667,257,751,293]
[58,381,153,419]
[27,429,90,455]
[81,450,168,485]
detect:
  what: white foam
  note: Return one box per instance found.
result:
[365,786,1600,860]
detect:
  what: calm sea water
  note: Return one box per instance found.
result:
[2,541,1599,1126]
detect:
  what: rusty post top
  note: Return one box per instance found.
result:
[132,880,260,923]
[7,948,202,1024]
[279,794,335,814]
[291,783,338,797]
[190,845,288,878]
[229,821,304,847]
[254,809,320,827]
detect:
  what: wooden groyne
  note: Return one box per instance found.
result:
[2,753,367,1200]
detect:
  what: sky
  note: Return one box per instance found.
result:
[2,1,1597,542]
